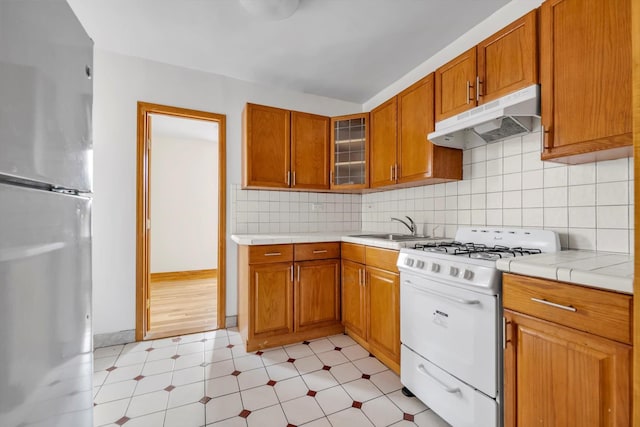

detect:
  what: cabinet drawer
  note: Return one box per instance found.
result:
[503,273,632,344]
[295,242,340,261]
[341,242,365,264]
[248,244,294,264]
[365,247,399,273]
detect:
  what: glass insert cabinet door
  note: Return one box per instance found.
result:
[330,113,369,189]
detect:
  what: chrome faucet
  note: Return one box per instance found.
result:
[391,216,417,236]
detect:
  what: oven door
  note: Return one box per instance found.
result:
[400,271,498,398]
[402,345,498,427]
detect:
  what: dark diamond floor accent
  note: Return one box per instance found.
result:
[199,396,212,404]
[239,409,251,418]
[105,366,117,372]
[361,374,370,380]
[352,401,362,409]
[256,351,264,356]
[369,353,375,357]
[145,347,154,352]
[287,358,296,363]
[226,344,234,349]
[287,424,297,427]
[322,365,331,371]
[306,390,317,397]
[231,370,241,376]
[302,341,310,345]
[171,355,180,360]
[115,416,130,425]
[133,375,145,381]
[164,385,176,392]
[403,413,415,422]
[334,346,342,351]
[267,380,277,386]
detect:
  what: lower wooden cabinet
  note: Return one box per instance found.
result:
[238,243,343,351]
[503,273,631,427]
[366,266,400,364]
[295,259,340,332]
[250,262,293,337]
[341,243,400,373]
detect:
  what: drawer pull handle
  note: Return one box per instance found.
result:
[404,280,480,305]
[417,364,460,394]
[312,250,328,254]
[264,252,282,257]
[531,297,577,312]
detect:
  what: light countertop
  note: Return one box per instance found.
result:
[230,231,440,250]
[496,250,634,295]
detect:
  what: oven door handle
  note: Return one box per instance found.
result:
[403,280,481,305]
[417,364,460,394]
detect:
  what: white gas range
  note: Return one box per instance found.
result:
[397,227,560,427]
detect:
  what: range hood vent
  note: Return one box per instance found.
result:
[428,84,540,149]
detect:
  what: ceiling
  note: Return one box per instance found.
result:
[67,0,511,104]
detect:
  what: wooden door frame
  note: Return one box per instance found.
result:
[633,0,639,422]
[136,102,227,341]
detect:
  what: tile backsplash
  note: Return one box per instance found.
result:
[233,131,634,254]
[363,131,634,253]
[231,188,362,233]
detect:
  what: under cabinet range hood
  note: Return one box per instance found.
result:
[428,84,540,149]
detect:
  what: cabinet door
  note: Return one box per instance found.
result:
[243,103,291,188]
[477,10,537,104]
[250,262,293,337]
[330,113,369,190]
[435,47,477,122]
[294,259,340,332]
[397,74,434,183]
[291,111,330,190]
[504,310,630,427]
[370,97,398,188]
[540,0,632,162]
[366,267,400,363]
[341,260,366,339]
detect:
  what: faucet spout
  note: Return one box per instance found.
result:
[391,216,417,236]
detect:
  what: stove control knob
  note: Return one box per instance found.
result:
[463,269,474,280]
[449,266,459,277]
[416,260,425,269]
[431,263,440,273]
[404,258,415,267]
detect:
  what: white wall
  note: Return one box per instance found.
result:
[92,49,360,335]
[150,134,218,273]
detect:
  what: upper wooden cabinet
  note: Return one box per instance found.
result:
[242,103,330,190]
[435,47,477,122]
[540,0,632,163]
[370,97,398,188]
[330,113,369,190]
[371,74,462,189]
[291,111,331,190]
[435,10,538,122]
[243,103,290,189]
[477,10,538,104]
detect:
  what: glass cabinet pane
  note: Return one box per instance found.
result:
[332,116,367,187]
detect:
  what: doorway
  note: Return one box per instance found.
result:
[136,102,226,341]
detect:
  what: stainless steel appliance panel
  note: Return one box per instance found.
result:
[0,0,93,191]
[0,183,92,427]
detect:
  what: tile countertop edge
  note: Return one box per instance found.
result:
[230,232,441,250]
[497,250,634,295]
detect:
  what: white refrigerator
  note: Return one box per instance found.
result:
[0,0,94,425]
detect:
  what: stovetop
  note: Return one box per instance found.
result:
[413,241,543,261]
[396,227,561,293]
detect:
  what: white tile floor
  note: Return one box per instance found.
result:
[93,328,451,427]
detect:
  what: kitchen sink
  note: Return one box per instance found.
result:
[349,233,430,241]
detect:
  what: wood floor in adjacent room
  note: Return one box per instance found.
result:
[148,276,217,336]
